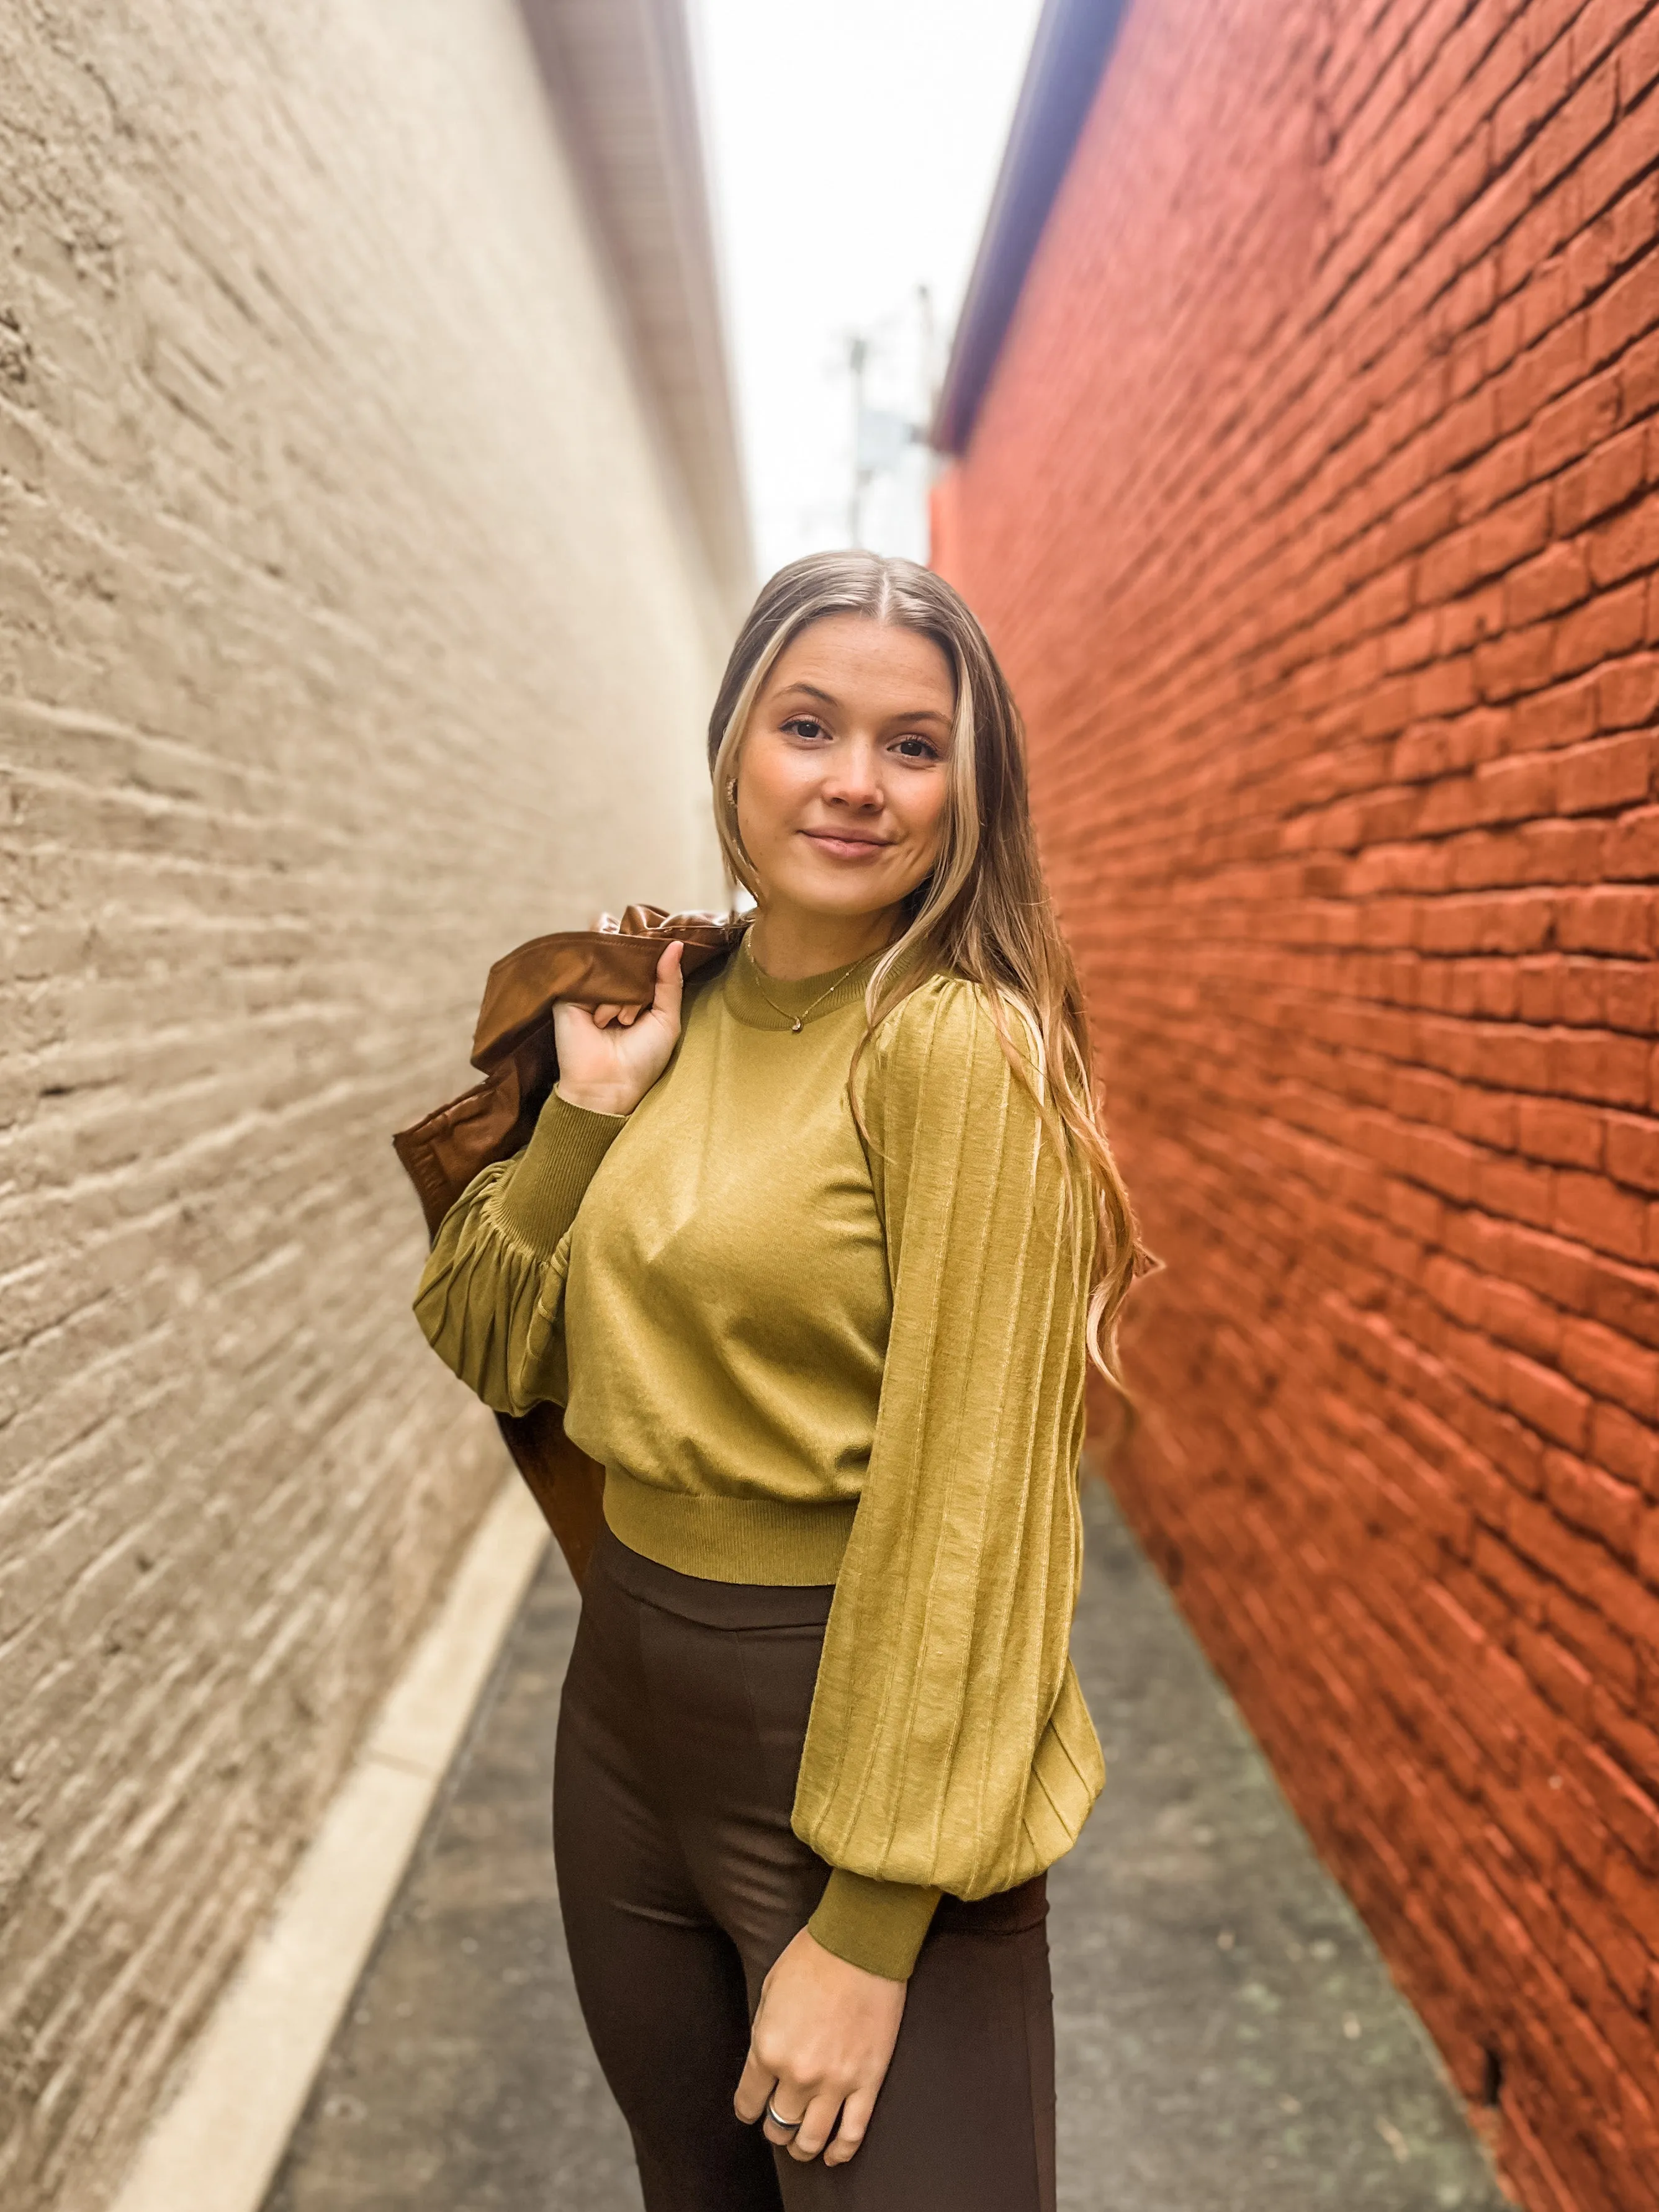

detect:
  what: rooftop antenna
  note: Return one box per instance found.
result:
[848,333,870,546]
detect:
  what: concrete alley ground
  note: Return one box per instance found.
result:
[262,1481,1514,2212]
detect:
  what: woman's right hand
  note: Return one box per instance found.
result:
[552,938,684,1117]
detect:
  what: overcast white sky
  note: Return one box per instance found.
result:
[690,0,1045,578]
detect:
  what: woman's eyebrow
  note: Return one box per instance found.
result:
[773,680,953,729]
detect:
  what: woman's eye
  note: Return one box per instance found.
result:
[894,736,940,760]
[782,716,826,740]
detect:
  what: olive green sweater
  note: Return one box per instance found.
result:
[414,930,1105,1979]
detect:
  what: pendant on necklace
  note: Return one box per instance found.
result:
[790,1017,803,1033]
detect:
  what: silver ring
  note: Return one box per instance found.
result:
[765,2099,802,2133]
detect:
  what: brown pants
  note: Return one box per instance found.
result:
[552,1527,1057,2212]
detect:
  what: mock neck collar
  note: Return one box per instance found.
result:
[722,927,884,1032]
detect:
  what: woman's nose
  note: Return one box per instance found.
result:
[821,745,884,808]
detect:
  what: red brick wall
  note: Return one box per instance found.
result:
[934,2,1659,2206]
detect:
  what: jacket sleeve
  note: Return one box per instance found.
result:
[413,1088,627,1415]
[796,978,1106,1977]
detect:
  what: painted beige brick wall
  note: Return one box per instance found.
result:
[0,5,735,2206]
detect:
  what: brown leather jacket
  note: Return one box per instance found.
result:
[393,904,742,1580]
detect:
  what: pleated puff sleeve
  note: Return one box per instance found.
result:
[798,975,1106,1970]
[411,1089,626,1416]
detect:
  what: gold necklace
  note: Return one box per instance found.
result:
[744,942,870,1032]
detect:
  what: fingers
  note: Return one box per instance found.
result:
[651,938,685,1023]
[785,2090,845,2163]
[762,2103,806,2151]
[740,2083,870,2169]
[590,940,679,1031]
[822,2089,874,2167]
[736,2033,821,2154]
[732,2047,773,2128]
[735,2057,866,2168]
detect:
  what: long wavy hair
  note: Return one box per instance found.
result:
[706,550,1155,1401]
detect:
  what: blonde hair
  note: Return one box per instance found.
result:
[707,550,1156,1405]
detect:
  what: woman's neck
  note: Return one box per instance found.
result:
[746,902,901,981]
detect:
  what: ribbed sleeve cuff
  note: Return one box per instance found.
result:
[807,1869,942,1982]
[490,1087,627,1259]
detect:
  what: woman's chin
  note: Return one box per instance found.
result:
[768,878,906,930]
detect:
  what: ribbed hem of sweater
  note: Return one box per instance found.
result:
[809,1869,942,1982]
[603,1467,856,1585]
[492,1088,627,1258]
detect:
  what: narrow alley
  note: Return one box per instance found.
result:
[263,1481,1511,2212]
[10,2,1659,2210]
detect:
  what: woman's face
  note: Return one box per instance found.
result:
[734,613,956,940]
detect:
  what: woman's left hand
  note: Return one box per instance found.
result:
[734,1925,906,2166]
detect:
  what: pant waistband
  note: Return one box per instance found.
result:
[593,1526,835,1629]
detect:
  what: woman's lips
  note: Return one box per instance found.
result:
[801,829,891,860]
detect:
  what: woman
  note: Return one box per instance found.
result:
[414,552,1146,2209]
